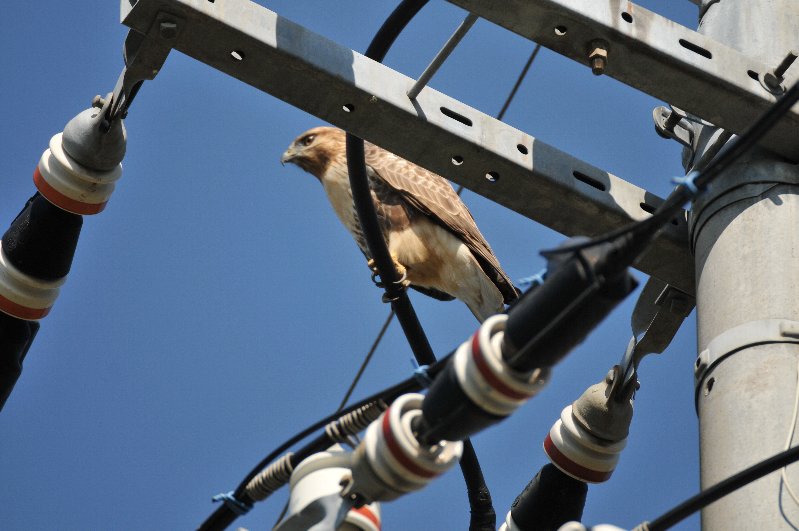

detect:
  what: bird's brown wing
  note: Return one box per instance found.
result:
[364,142,519,304]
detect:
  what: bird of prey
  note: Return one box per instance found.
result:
[281,126,518,321]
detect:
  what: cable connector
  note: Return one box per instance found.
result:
[417,315,550,444]
[342,393,463,504]
[210,491,252,516]
[498,464,588,531]
[34,97,127,215]
[544,367,632,483]
[34,131,124,215]
[274,447,381,531]
[670,170,702,198]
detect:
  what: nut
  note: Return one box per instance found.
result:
[588,40,609,76]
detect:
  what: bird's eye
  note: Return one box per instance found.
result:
[302,135,315,146]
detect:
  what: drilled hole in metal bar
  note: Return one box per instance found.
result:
[640,202,657,214]
[621,12,633,23]
[641,202,680,225]
[451,156,464,166]
[517,144,529,155]
[748,70,759,81]
[573,170,606,191]
[440,107,473,127]
[208,0,215,3]
[704,377,715,396]
[230,50,245,61]
[342,103,355,113]
[679,39,712,59]
[554,25,567,36]
[485,171,499,183]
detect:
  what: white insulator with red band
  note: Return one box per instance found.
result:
[34,133,123,215]
[344,505,382,531]
[345,393,463,504]
[454,314,550,417]
[0,241,64,320]
[544,405,627,484]
[275,447,381,531]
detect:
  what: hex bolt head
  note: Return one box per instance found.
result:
[588,40,609,76]
[159,21,178,40]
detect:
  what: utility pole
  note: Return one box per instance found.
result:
[692,1,799,529]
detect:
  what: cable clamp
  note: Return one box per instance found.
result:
[517,268,547,288]
[671,170,702,197]
[211,491,252,515]
[411,359,433,388]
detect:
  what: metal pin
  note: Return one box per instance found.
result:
[407,13,479,100]
[762,49,797,92]
[774,49,798,79]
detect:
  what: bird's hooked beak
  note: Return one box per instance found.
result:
[280,144,299,166]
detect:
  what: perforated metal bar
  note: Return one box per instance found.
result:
[447,0,799,162]
[121,0,694,293]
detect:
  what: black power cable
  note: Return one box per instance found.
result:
[345,2,497,530]
[542,77,799,261]
[644,445,799,531]
[197,363,437,530]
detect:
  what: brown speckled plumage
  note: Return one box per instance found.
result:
[282,126,519,321]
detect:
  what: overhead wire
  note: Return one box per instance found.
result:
[781,356,799,508]
[200,10,799,531]
[344,3,511,529]
[337,310,395,412]
[644,445,799,531]
[541,77,799,260]
[348,43,543,405]
[197,361,439,530]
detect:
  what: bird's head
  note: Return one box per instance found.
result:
[281,126,344,178]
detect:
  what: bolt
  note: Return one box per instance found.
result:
[159,21,178,39]
[588,40,609,76]
[774,49,798,78]
[762,50,797,92]
[663,109,682,132]
[92,95,106,109]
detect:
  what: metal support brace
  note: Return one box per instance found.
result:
[121,0,694,294]
[407,13,479,100]
[619,277,694,396]
[447,0,799,162]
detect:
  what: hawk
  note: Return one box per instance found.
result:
[281,127,518,321]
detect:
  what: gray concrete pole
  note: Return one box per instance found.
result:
[692,1,799,529]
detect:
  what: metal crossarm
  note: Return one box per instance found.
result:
[121,0,693,293]
[447,0,799,162]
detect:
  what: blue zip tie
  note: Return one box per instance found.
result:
[211,491,252,515]
[671,170,702,196]
[517,268,548,288]
[411,359,433,388]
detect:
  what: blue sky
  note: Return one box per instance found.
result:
[1,1,704,529]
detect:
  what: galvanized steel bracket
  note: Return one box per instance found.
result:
[694,319,799,390]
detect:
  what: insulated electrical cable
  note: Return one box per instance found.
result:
[781,357,799,508]
[541,77,799,260]
[344,1,496,530]
[196,360,442,530]
[337,310,395,412]
[644,445,799,531]
[345,41,542,411]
